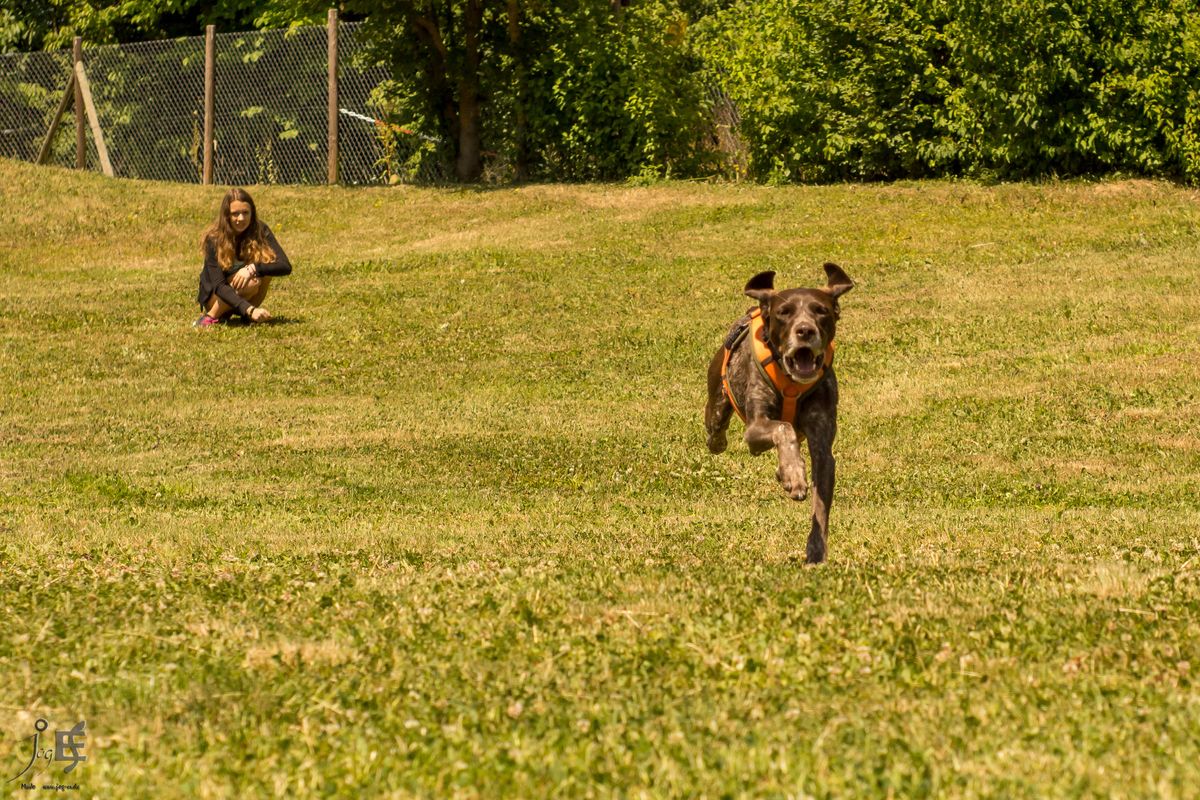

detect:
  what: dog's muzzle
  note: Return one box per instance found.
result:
[782,345,823,382]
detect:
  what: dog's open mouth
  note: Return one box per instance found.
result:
[783,347,822,382]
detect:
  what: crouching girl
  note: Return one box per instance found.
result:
[194,188,292,327]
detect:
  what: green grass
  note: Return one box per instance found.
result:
[1,158,1199,798]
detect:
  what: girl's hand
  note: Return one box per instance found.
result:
[230,265,257,290]
[250,306,272,323]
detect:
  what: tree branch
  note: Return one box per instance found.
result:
[411,14,448,60]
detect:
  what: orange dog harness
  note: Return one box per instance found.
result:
[721,307,834,424]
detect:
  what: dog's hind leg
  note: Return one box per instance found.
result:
[705,347,733,454]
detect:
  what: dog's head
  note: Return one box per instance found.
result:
[744,263,854,383]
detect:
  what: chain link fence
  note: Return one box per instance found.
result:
[0,22,439,185]
[83,35,206,182]
[0,48,96,169]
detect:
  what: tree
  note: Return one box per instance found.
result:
[345,0,713,183]
[4,0,715,183]
[341,0,513,182]
[0,0,284,51]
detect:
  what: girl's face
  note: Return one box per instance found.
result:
[228,200,252,234]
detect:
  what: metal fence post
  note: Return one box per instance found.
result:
[327,8,339,184]
[203,24,215,185]
[73,37,85,169]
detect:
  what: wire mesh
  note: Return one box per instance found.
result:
[211,27,327,185]
[337,23,446,185]
[0,48,98,169]
[4,22,732,184]
[1,22,405,185]
[83,36,206,182]
[337,22,391,185]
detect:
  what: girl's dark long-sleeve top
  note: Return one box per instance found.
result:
[196,224,292,316]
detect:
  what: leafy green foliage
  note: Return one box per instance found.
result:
[694,0,946,182]
[0,0,301,51]
[696,0,1200,182]
[519,0,714,180]
[349,0,714,182]
[13,0,1200,183]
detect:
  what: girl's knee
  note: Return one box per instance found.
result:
[235,278,261,299]
[249,276,271,306]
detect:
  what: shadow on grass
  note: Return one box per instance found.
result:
[191,315,305,330]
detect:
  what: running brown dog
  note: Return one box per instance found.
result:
[704,263,855,564]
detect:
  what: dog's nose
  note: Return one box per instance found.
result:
[795,324,817,341]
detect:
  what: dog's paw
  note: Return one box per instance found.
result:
[707,431,728,454]
[776,462,809,501]
[805,533,826,564]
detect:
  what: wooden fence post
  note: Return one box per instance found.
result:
[203,24,215,185]
[73,37,85,169]
[327,8,339,185]
[73,62,114,177]
[37,72,76,165]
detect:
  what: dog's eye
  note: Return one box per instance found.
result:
[811,304,830,317]
[777,304,795,317]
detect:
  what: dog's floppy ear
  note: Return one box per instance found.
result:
[744,270,776,304]
[823,262,854,299]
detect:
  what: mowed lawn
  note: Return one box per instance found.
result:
[1,157,1199,798]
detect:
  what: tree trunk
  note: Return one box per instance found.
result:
[456,87,481,182]
[507,0,529,181]
[455,0,484,182]
[411,11,456,179]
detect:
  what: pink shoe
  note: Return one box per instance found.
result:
[193,315,221,328]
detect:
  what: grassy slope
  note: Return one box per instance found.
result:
[1,158,1199,798]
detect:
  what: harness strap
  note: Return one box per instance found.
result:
[720,307,834,424]
[721,322,750,423]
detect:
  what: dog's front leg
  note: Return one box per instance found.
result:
[744,417,808,501]
[804,421,836,564]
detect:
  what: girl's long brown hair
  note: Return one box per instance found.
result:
[200,187,277,269]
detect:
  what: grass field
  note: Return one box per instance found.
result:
[1,157,1199,798]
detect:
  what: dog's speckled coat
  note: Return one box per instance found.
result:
[705,263,854,564]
